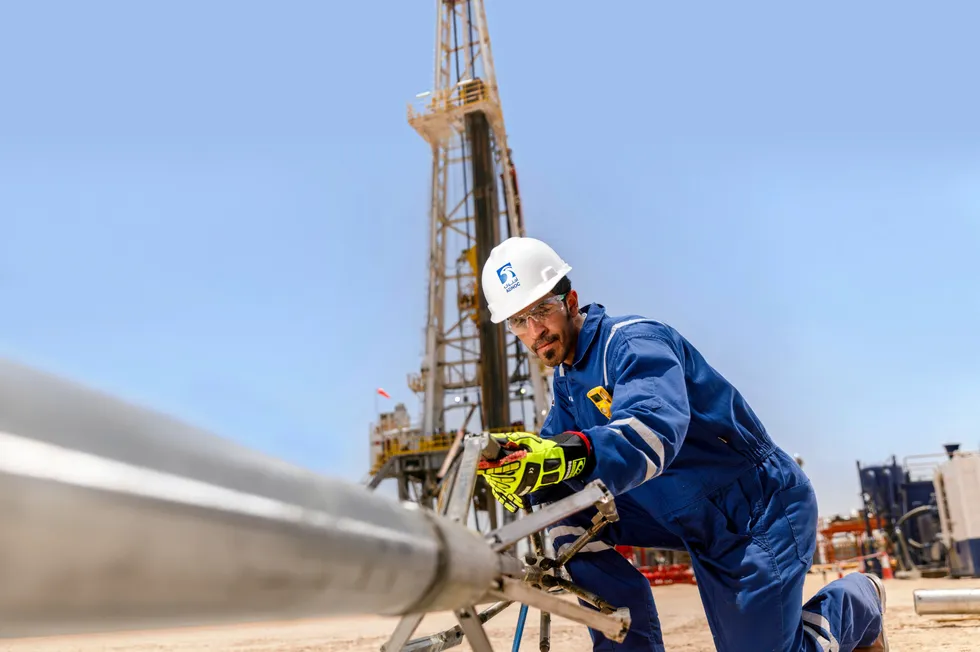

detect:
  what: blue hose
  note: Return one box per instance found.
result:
[512,603,529,652]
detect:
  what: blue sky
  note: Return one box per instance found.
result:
[1,1,977,516]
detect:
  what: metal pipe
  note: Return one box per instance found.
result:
[913,589,980,615]
[0,359,502,638]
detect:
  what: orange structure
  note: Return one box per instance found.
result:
[818,515,886,564]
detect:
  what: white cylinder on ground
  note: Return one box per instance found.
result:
[913,589,980,615]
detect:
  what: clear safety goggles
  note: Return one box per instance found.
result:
[507,294,567,333]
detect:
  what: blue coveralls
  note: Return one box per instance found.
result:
[530,303,884,652]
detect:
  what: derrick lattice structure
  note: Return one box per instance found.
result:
[367,0,552,523]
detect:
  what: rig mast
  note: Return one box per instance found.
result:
[367,0,552,521]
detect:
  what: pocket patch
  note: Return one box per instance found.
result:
[775,482,819,565]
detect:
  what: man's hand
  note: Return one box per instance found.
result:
[487,483,527,513]
[477,431,591,512]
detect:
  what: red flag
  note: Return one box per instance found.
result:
[377,387,391,399]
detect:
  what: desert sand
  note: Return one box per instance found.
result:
[3,574,978,651]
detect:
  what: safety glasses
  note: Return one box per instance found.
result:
[507,294,567,333]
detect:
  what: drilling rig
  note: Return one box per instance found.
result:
[366,0,552,527]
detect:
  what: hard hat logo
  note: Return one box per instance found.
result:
[496,263,521,293]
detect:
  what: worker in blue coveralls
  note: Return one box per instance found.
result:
[476,236,889,652]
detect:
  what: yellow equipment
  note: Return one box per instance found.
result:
[587,386,613,418]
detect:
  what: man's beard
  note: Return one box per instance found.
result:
[534,333,562,365]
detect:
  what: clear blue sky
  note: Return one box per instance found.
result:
[1,1,977,516]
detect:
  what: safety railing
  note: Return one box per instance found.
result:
[370,432,457,474]
[407,78,491,122]
[370,425,537,474]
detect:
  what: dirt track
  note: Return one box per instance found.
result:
[4,574,978,651]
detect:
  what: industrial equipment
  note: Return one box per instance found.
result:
[367,0,553,526]
[933,445,980,577]
[857,443,980,579]
[0,357,631,650]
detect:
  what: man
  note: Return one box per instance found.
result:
[476,236,888,652]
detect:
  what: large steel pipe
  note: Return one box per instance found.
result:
[913,588,980,615]
[0,359,501,638]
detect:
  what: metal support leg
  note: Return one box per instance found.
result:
[382,614,426,652]
[539,611,551,652]
[491,577,631,642]
[454,606,495,652]
[399,602,513,652]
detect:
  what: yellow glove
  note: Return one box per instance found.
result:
[477,431,592,512]
[488,483,527,513]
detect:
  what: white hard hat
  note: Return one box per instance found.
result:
[481,236,572,324]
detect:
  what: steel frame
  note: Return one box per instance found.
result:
[381,433,631,652]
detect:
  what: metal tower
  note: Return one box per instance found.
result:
[408,0,552,437]
[367,0,553,523]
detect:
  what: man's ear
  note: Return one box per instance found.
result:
[565,289,579,313]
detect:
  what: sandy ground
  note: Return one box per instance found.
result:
[3,574,978,651]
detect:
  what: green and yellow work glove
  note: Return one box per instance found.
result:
[477,431,592,512]
[487,483,527,513]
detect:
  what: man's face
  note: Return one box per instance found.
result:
[507,292,577,367]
